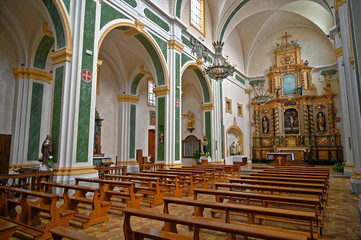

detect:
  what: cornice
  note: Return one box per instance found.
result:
[13,67,53,84]
[117,94,140,103]
[49,48,73,64]
[153,86,170,96]
[168,40,184,52]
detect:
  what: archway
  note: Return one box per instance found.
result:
[225,123,244,164]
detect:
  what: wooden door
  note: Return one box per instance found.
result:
[0,134,11,174]
[148,130,155,163]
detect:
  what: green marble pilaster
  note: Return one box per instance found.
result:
[129,104,136,159]
[157,97,165,161]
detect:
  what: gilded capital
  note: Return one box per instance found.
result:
[168,40,184,52]
[49,48,73,64]
[13,67,53,84]
[117,94,140,103]
[153,86,170,96]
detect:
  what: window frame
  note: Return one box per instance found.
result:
[189,0,205,36]
[237,103,243,118]
[225,97,232,114]
[147,78,156,107]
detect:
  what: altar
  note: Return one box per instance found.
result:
[232,155,248,165]
[200,157,211,165]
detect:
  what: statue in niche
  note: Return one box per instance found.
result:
[236,141,242,155]
[182,110,195,132]
[229,142,236,155]
[297,84,302,95]
[94,110,104,156]
[202,136,208,154]
[262,116,269,134]
[317,112,326,134]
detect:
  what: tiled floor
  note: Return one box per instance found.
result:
[10,166,361,239]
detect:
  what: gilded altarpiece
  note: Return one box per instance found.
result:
[252,33,343,164]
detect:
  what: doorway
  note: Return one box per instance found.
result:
[148,129,155,163]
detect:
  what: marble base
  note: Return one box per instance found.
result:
[350,177,361,195]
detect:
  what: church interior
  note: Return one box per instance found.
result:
[0,0,361,239]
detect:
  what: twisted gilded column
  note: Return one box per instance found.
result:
[303,104,309,135]
[274,107,279,136]
[328,102,336,134]
[254,110,260,137]
[309,106,315,134]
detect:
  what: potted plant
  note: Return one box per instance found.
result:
[192,150,201,165]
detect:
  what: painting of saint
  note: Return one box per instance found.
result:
[282,74,296,95]
[284,108,299,134]
[317,112,326,134]
[262,116,269,134]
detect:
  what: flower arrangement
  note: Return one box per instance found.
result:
[200,152,210,158]
[38,155,54,169]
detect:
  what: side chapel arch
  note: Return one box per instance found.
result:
[226,123,244,157]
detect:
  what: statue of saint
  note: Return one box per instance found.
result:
[236,141,242,155]
[230,142,236,155]
[202,136,208,154]
[317,112,326,133]
[262,116,269,134]
[297,84,302,95]
[41,135,53,164]
[182,110,195,129]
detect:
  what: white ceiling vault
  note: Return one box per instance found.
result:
[169,0,336,76]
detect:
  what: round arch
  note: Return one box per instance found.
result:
[225,123,244,157]
[181,63,213,105]
[98,21,169,89]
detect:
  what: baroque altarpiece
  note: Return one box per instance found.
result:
[252,33,343,164]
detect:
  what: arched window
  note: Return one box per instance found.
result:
[182,135,200,158]
[148,78,156,107]
[190,0,205,35]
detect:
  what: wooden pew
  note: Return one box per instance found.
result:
[182,166,227,183]
[253,172,329,180]
[40,181,110,228]
[0,218,17,239]
[140,163,164,171]
[104,174,166,207]
[50,226,100,240]
[0,186,74,240]
[124,172,183,198]
[74,178,143,210]
[95,166,127,178]
[142,170,194,196]
[0,171,53,192]
[122,207,309,240]
[161,168,210,189]
[193,188,323,227]
[239,175,328,188]
[163,196,318,239]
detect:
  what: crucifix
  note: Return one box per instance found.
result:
[282,32,291,43]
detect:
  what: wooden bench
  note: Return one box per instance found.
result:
[125,172,183,198]
[161,168,210,189]
[182,166,227,183]
[40,181,110,228]
[75,178,143,210]
[122,207,308,240]
[0,171,53,192]
[94,166,127,178]
[0,218,17,239]
[239,175,328,188]
[104,174,166,207]
[163,196,318,239]
[142,170,194,196]
[0,186,74,240]
[140,163,164,171]
[50,226,100,240]
[193,188,323,228]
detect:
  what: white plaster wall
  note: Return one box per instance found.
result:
[96,63,119,160]
[222,79,249,164]
[135,79,155,157]
[224,30,245,73]
[248,27,335,76]
[181,79,203,166]
[0,24,16,134]
[149,0,172,15]
[181,0,213,50]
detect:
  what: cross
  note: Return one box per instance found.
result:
[282,32,291,43]
[277,156,283,165]
[82,70,92,81]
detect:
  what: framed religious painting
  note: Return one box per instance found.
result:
[282,73,297,96]
[284,108,299,135]
[149,110,156,126]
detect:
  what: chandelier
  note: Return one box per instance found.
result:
[205,41,235,80]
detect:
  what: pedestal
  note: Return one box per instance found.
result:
[233,155,247,165]
[200,157,211,165]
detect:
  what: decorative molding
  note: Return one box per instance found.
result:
[164,162,183,168]
[344,164,354,170]
[53,165,97,176]
[43,22,53,37]
[168,40,184,52]
[140,65,151,75]
[13,67,53,84]
[201,103,214,110]
[117,94,140,103]
[352,171,361,180]
[335,0,347,12]
[244,89,251,94]
[9,164,38,171]
[49,48,73,64]
[153,86,170,96]
[196,59,204,66]
[124,19,145,36]
[335,47,343,58]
